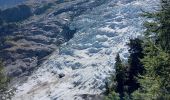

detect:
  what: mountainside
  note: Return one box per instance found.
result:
[0,0,92,83]
[11,0,159,100]
[0,0,52,9]
[0,0,27,9]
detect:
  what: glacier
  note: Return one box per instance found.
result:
[12,0,159,100]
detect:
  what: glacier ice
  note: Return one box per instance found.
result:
[12,0,159,100]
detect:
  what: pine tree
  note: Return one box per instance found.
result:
[127,38,144,94]
[105,53,128,100]
[114,54,127,98]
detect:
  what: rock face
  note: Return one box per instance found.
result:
[0,0,27,9]
[0,0,99,84]
[0,4,32,22]
[0,0,54,9]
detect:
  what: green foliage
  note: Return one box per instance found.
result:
[143,0,170,52]
[131,0,170,99]
[0,60,13,100]
[115,54,125,77]
[105,54,129,99]
[0,60,8,92]
[105,0,170,99]
[127,38,144,94]
[115,54,127,97]
[137,46,170,99]
[105,91,120,100]
[132,76,161,100]
[123,93,131,100]
[105,38,144,99]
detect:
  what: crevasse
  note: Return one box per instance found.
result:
[12,0,159,100]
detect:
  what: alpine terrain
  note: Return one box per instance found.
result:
[0,0,160,100]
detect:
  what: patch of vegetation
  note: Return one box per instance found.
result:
[0,60,11,100]
[105,0,170,99]
[104,38,144,100]
[0,60,8,92]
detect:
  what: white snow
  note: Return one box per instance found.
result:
[12,0,159,100]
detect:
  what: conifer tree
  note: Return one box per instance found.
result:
[106,1,170,99]
[143,0,170,53]
[0,60,7,92]
[132,0,170,99]
[105,91,120,100]
[114,54,127,98]
[127,38,144,94]
[157,0,170,52]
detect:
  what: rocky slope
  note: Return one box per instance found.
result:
[11,0,159,100]
[1,0,103,84]
[0,0,55,9]
[0,0,26,9]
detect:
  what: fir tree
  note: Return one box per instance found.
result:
[114,54,127,98]
[127,38,144,94]
[105,54,128,100]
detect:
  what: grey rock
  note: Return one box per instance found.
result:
[58,73,65,78]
